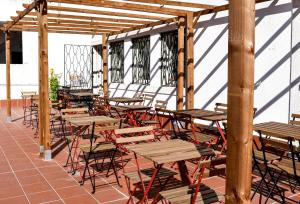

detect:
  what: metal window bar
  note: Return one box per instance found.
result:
[110,41,124,83]
[161,31,178,87]
[64,44,93,90]
[132,36,150,85]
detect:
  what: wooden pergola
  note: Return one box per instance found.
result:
[1,0,272,203]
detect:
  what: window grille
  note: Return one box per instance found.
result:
[64,44,92,89]
[161,31,178,86]
[110,41,124,83]
[132,36,150,84]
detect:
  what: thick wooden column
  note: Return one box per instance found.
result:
[186,12,194,109]
[177,17,185,110]
[102,33,108,97]
[5,31,12,122]
[226,0,255,203]
[38,0,51,160]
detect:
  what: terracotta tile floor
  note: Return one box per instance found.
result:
[0,107,299,204]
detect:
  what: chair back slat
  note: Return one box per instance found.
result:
[61,107,89,114]
[114,126,154,135]
[143,94,155,106]
[116,134,154,144]
[154,100,167,109]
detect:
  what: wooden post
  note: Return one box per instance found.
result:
[102,33,108,97]
[38,0,51,160]
[226,0,255,203]
[5,31,12,122]
[186,12,194,109]
[177,16,185,110]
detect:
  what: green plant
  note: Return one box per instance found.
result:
[49,68,59,101]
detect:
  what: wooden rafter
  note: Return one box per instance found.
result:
[17,11,153,24]
[12,17,134,28]
[10,28,100,35]
[15,21,122,30]
[4,0,38,31]
[110,16,178,35]
[45,5,167,21]
[47,0,187,16]
[125,0,216,10]
[12,25,116,33]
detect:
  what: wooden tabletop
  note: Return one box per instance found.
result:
[71,92,98,97]
[125,139,215,164]
[111,105,151,111]
[108,97,144,103]
[67,115,119,126]
[175,109,227,121]
[254,121,300,140]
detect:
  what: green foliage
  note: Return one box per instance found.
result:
[49,68,59,101]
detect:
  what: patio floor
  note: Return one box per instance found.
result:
[0,107,299,204]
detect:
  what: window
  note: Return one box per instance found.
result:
[109,41,124,83]
[161,31,178,86]
[132,36,150,84]
[0,31,23,64]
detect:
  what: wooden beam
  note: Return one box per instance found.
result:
[47,0,187,16]
[10,28,99,35]
[186,12,194,109]
[225,0,255,203]
[15,22,121,31]
[177,16,184,111]
[125,0,216,9]
[102,33,108,96]
[45,4,167,20]
[194,0,273,17]
[12,25,117,33]
[15,17,134,28]
[17,11,151,25]
[5,0,38,31]
[37,0,51,160]
[110,16,178,35]
[5,31,11,122]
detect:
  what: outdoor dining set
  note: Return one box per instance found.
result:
[20,90,299,204]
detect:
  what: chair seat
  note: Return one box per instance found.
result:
[80,142,116,153]
[271,158,300,175]
[160,185,224,204]
[124,167,177,184]
[253,150,281,163]
[175,130,218,143]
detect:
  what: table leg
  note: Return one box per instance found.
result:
[177,160,192,185]
[216,121,227,152]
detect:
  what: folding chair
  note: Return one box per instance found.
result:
[141,100,171,140]
[252,134,290,203]
[60,108,90,170]
[159,156,226,204]
[114,126,177,204]
[21,91,37,125]
[173,112,218,146]
[142,93,155,107]
[79,121,121,193]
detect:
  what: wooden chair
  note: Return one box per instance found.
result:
[21,91,37,125]
[79,121,121,193]
[114,126,177,204]
[159,156,226,204]
[142,93,155,107]
[141,100,171,140]
[173,112,218,146]
[59,108,90,169]
[252,135,293,203]
[289,113,300,126]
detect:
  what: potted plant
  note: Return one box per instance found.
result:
[49,68,59,102]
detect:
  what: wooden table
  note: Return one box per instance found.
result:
[254,121,300,141]
[70,92,98,109]
[111,105,152,126]
[175,109,227,150]
[126,139,215,203]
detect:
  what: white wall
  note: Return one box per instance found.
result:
[107,0,297,123]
